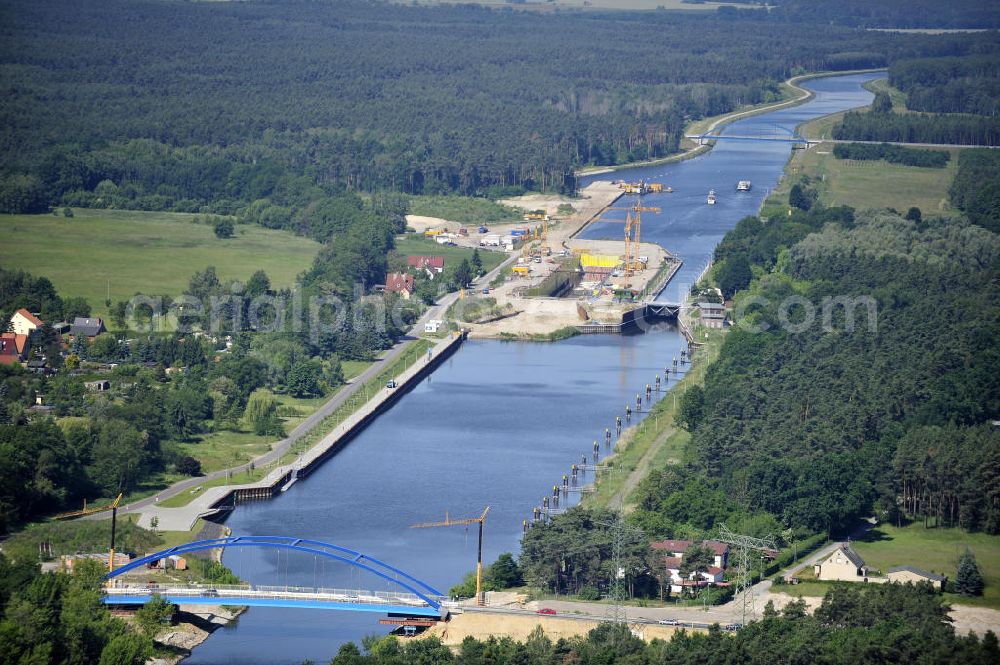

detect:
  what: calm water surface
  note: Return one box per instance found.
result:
[186,72,881,664]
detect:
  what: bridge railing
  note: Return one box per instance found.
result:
[107,584,443,607]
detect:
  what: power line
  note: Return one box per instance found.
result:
[714,523,777,625]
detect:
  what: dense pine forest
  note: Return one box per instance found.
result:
[721,0,1000,29]
[834,53,1000,145]
[523,203,1000,594]
[0,0,997,223]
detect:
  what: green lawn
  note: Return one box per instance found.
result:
[393,235,506,274]
[761,144,961,219]
[177,389,351,474]
[784,75,962,216]
[0,208,320,321]
[852,523,1000,609]
[775,524,1000,609]
[809,146,960,214]
[407,195,522,224]
[176,429,275,475]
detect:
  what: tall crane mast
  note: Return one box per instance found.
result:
[107,493,124,577]
[411,506,490,606]
[606,185,660,288]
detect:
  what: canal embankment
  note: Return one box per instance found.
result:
[136,332,468,532]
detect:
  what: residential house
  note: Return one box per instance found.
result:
[70,317,106,339]
[697,302,726,329]
[84,379,111,392]
[651,539,730,594]
[651,539,729,569]
[385,272,415,299]
[406,256,445,274]
[887,566,946,590]
[10,308,43,336]
[815,544,868,581]
[702,540,731,569]
[0,333,29,365]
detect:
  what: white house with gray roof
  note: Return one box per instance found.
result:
[815,544,869,581]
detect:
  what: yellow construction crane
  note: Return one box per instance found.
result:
[411,506,490,605]
[606,189,660,288]
[627,196,660,277]
[107,493,124,576]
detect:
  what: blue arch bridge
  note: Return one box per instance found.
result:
[103,536,449,619]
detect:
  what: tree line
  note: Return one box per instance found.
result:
[949,149,1000,233]
[833,108,1000,146]
[683,208,1000,535]
[889,55,1000,116]
[0,0,995,216]
[719,0,1000,29]
[832,142,950,168]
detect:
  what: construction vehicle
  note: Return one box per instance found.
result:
[524,210,547,221]
[411,507,491,605]
[512,265,530,277]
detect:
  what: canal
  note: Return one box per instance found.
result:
[185,71,882,664]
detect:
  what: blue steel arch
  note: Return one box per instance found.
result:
[106,536,444,610]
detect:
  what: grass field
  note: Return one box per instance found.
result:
[393,235,507,274]
[0,208,320,321]
[807,146,959,214]
[852,524,1000,609]
[779,75,962,216]
[774,524,1000,609]
[408,195,523,224]
[761,143,961,219]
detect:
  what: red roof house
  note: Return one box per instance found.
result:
[0,333,29,365]
[406,256,445,273]
[651,539,692,556]
[385,272,415,299]
[651,538,730,570]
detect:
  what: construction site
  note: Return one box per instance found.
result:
[422,180,683,338]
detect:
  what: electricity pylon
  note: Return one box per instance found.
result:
[715,523,777,625]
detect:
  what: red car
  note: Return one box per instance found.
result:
[536,608,557,615]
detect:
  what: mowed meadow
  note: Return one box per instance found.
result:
[0,209,320,320]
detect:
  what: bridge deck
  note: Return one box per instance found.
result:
[104,585,445,617]
[686,134,810,144]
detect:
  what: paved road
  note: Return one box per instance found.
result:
[92,253,518,523]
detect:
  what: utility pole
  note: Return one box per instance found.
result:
[599,463,643,627]
[715,523,776,625]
